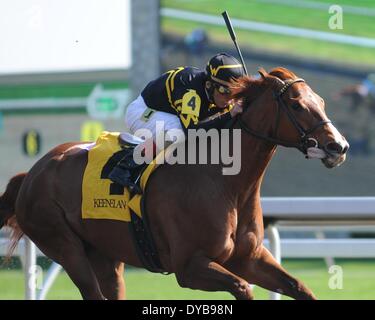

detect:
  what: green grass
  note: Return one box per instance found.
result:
[1,259,375,300]
[0,82,128,100]
[161,0,375,67]
[163,0,375,36]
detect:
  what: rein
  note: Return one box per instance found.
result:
[236,78,331,155]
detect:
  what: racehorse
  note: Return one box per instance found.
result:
[0,67,348,300]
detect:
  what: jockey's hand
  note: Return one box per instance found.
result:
[230,102,243,117]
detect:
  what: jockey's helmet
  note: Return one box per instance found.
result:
[205,53,245,88]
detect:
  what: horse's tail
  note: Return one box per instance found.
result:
[0,173,27,260]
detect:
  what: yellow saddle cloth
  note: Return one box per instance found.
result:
[81,131,160,222]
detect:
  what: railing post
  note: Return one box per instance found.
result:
[24,236,37,300]
[267,223,281,300]
[37,263,63,300]
[315,230,335,269]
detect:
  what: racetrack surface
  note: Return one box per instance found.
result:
[1,259,374,299]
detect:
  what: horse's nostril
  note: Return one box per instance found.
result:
[325,142,344,154]
[342,144,349,154]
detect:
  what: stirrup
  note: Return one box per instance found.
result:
[108,167,131,186]
[108,167,142,194]
[128,183,142,194]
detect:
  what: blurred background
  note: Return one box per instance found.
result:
[0,0,375,299]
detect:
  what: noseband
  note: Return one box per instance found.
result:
[237,78,331,155]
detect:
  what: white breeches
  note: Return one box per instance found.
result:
[125,95,183,142]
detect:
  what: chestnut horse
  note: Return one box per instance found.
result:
[0,67,348,300]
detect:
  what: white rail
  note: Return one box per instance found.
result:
[262,197,375,219]
[161,8,375,48]
[262,197,375,300]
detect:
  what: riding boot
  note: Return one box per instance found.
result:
[108,165,132,187]
[109,167,142,194]
[108,153,143,190]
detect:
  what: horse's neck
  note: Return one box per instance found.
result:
[235,133,275,208]
[228,93,277,211]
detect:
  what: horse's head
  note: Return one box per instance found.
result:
[231,67,349,168]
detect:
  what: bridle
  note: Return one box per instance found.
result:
[237,78,332,155]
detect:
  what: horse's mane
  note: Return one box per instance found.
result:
[268,67,298,81]
[230,67,298,106]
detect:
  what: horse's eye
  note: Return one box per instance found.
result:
[291,103,303,111]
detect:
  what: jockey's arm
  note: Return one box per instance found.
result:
[177,88,243,133]
[181,111,232,133]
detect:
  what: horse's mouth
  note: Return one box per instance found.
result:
[306,147,346,168]
[321,154,346,169]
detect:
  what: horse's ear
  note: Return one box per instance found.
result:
[258,68,268,79]
[268,75,285,89]
[258,68,285,89]
[261,73,285,91]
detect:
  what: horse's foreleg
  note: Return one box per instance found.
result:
[175,253,253,300]
[86,248,126,300]
[227,245,316,300]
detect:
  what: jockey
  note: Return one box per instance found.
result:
[109,52,246,188]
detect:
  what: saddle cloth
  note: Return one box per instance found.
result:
[81,131,160,222]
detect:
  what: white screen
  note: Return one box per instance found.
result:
[0,0,131,74]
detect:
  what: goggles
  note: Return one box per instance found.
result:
[213,82,231,95]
